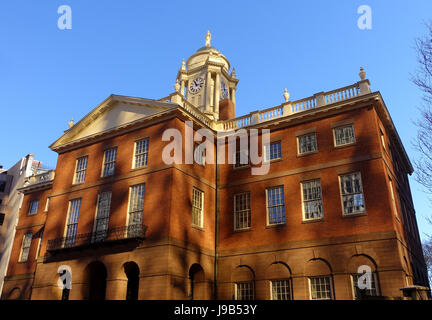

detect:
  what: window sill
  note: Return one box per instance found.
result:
[191,225,204,232]
[72,182,85,186]
[342,212,367,218]
[130,166,148,172]
[297,150,318,157]
[266,223,286,229]
[234,227,252,233]
[302,218,324,224]
[334,142,356,149]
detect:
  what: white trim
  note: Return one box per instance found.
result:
[333,124,356,147]
[301,179,324,221]
[338,172,366,216]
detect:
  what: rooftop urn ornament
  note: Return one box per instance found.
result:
[283,88,290,102]
[68,118,74,128]
[359,67,366,80]
[205,30,211,47]
[174,79,180,92]
[181,59,186,71]
[231,67,236,79]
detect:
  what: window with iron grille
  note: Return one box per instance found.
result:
[192,188,204,228]
[302,179,323,220]
[74,156,88,184]
[309,276,332,300]
[65,199,81,247]
[128,184,145,229]
[29,200,39,215]
[266,186,286,225]
[19,232,32,262]
[93,192,112,242]
[298,133,317,154]
[271,279,291,300]
[134,138,149,169]
[265,141,282,161]
[334,125,355,146]
[234,192,251,230]
[352,273,379,299]
[236,282,254,300]
[339,172,365,215]
[102,148,117,177]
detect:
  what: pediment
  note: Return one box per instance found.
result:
[50,95,176,150]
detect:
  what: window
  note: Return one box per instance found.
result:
[36,229,44,258]
[298,133,317,154]
[128,184,145,231]
[0,213,4,226]
[0,181,6,193]
[302,180,324,220]
[19,233,32,262]
[29,200,39,215]
[234,192,251,230]
[271,279,291,300]
[339,172,366,215]
[388,179,399,219]
[233,150,249,168]
[334,125,355,146]
[74,156,88,184]
[44,197,50,212]
[133,138,149,169]
[352,273,379,299]
[309,276,332,300]
[93,192,112,242]
[265,141,282,161]
[194,143,206,166]
[266,186,286,225]
[102,148,117,177]
[380,128,386,150]
[192,188,204,228]
[236,282,254,300]
[65,199,81,247]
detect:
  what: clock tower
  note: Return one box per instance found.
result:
[176,31,238,121]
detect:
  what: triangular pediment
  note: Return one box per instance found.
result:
[50,95,176,150]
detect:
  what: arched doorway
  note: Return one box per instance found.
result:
[85,261,107,300]
[7,287,21,300]
[124,261,140,300]
[189,264,206,300]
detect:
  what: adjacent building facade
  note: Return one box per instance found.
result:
[1,33,428,300]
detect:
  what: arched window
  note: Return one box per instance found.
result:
[124,262,140,300]
[85,261,107,300]
[188,264,205,300]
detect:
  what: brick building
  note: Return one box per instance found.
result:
[1,32,428,300]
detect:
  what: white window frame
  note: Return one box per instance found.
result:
[301,179,324,221]
[133,138,149,169]
[234,192,251,231]
[309,276,333,300]
[64,198,81,247]
[297,132,318,155]
[192,187,204,228]
[270,279,292,300]
[28,200,39,215]
[44,197,50,212]
[265,186,286,226]
[92,191,112,242]
[264,141,282,162]
[102,147,117,177]
[351,272,380,299]
[235,281,254,300]
[127,184,145,228]
[333,124,356,147]
[19,232,32,262]
[339,172,366,216]
[36,229,43,258]
[73,156,88,184]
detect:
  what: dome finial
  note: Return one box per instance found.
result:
[205,30,211,47]
[181,59,186,70]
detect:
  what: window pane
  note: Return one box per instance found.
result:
[29,200,39,215]
[298,133,317,154]
[334,125,355,146]
[340,172,365,215]
[267,186,286,224]
[20,233,32,262]
[310,277,332,300]
[302,180,323,220]
[234,192,251,230]
[65,199,81,247]
[134,139,149,168]
[265,142,282,161]
[93,192,112,242]
[74,156,88,183]
[271,279,291,300]
[192,188,203,227]
[128,184,145,228]
[352,273,379,299]
[103,148,117,176]
[236,282,254,300]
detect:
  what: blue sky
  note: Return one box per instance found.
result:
[1,1,432,239]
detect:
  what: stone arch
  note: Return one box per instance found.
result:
[6,287,21,300]
[188,263,207,300]
[231,265,255,282]
[346,254,377,274]
[305,258,332,277]
[83,261,107,300]
[265,261,292,279]
[123,261,140,300]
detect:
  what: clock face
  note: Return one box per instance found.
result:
[189,77,204,94]
[220,81,229,99]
